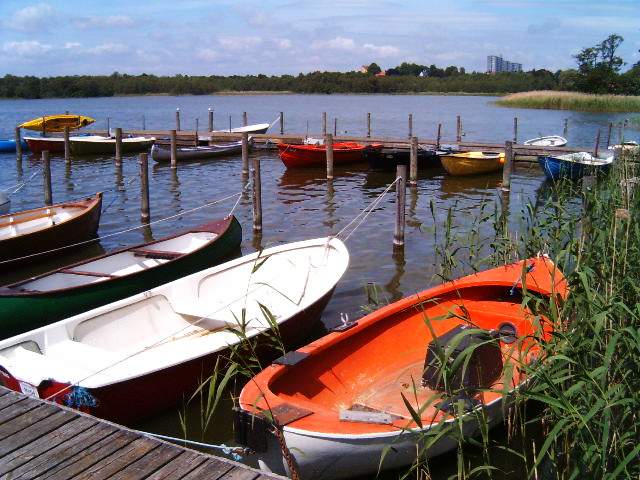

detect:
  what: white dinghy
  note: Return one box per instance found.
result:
[523,135,568,147]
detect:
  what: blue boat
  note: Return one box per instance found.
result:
[0,139,28,153]
[538,152,613,181]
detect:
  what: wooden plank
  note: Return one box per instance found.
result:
[0,389,29,411]
[0,404,60,441]
[222,466,262,480]
[0,416,98,477]
[0,397,40,424]
[0,409,77,457]
[179,457,236,480]
[143,451,208,480]
[108,442,183,480]
[71,436,160,479]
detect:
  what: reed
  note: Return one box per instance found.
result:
[496,90,640,113]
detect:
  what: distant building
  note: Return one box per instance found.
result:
[375,71,386,77]
[487,55,522,73]
[359,65,369,74]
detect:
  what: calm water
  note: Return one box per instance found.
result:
[0,94,636,478]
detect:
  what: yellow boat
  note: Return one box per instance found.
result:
[19,114,95,133]
[440,151,505,176]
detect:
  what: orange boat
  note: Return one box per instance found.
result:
[278,142,377,168]
[237,257,568,479]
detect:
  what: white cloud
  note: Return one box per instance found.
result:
[196,48,219,61]
[64,42,82,50]
[2,41,52,56]
[312,36,357,51]
[363,43,400,58]
[277,39,292,50]
[85,43,128,55]
[217,36,262,52]
[9,3,56,31]
[73,15,134,29]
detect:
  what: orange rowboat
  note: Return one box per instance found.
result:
[237,257,568,479]
[277,142,375,168]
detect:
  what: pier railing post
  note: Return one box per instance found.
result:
[394,165,407,248]
[322,112,327,136]
[242,132,249,175]
[62,127,70,163]
[279,112,284,134]
[105,117,110,137]
[594,130,601,158]
[513,117,518,143]
[334,118,337,136]
[606,122,613,148]
[563,118,568,138]
[170,129,177,169]
[15,127,22,162]
[326,133,334,181]
[208,108,214,132]
[367,112,371,138]
[436,123,442,150]
[139,152,150,223]
[252,155,262,233]
[456,115,462,143]
[175,108,181,131]
[42,150,52,206]
[142,114,146,130]
[409,136,418,186]
[408,114,413,139]
[115,127,122,166]
[502,141,514,192]
[243,112,248,127]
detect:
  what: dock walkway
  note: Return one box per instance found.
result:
[0,386,283,480]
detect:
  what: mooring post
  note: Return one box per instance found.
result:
[252,155,262,233]
[195,118,199,133]
[408,114,413,138]
[175,108,181,131]
[326,133,334,180]
[208,108,214,132]
[563,118,568,138]
[41,115,46,137]
[409,136,418,185]
[242,132,249,175]
[280,112,284,134]
[63,126,70,163]
[142,114,146,130]
[242,112,248,127]
[606,122,613,148]
[513,117,518,143]
[115,127,122,166]
[594,130,601,158]
[106,117,110,137]
[139,152,150,223]
[367,112,371,138]
[436,123,442,150]
[322,112,327,136]
[229,115,232,132]
[42,150,52,206]
[334,118,337,136]
[393,165,407,248]
[502,141,514,192]
[170,129,177,169]
[15,127,22,162]
[456,115,462,143]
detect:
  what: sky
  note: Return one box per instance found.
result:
[0,0,639,77]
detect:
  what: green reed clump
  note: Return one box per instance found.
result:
[496,91,640,113]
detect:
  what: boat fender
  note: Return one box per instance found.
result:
[65,385,97,409]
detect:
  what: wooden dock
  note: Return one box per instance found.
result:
[0,386,284,480]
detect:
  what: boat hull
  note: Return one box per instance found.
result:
[24,137,65,154]
[70,138,155,155]
[278,143,369,168]
[151,142,243,162]
[0,217,242,339]
[440,153,504,176]
[538,155,612,181]
[365,147,439,171]
[0,140,28,153]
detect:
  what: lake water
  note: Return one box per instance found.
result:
[0,94,636,478]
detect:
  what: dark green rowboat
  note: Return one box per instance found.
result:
[0,216,241,339]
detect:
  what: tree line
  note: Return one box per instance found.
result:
[0,34,638,99]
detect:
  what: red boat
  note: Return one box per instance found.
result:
[24,135,106,154]
[278,142,379,168]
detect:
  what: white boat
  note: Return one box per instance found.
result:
[199,122,271,142]
[0,237,349,424]
[523,135,568,147]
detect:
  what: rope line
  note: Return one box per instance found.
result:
[138,431,247,460]
[4,170,41,195]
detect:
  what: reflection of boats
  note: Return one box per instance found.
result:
[0,193,102,270]
[523,135,567,147]
[19,114,95,133]
[24,135,106,154]
[0,139,28,153]
[70,136,155,155]
[0,237,349,424]
[151,140,245,162]
[0,216,242,338]
[440,151,505,176]
[439,174,501,200]
[538,152,613,181]
[365,146,439,171]
[237,257,568,479]
[278,142,374,168]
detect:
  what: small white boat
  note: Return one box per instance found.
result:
[0,237,349,424]
[608,141,639,155]
[199,122,271,142]
[523,135,567,147]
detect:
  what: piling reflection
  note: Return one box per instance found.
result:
[169,168,181,212]
[386,246,406,303]
[323,180,338,230]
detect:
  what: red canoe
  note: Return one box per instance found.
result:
[278,142,378,168]
[237,257,569,479]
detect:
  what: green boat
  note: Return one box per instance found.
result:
[0,216,241,339]
[69,136,155,155]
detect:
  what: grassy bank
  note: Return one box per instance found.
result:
[496,90,640,112]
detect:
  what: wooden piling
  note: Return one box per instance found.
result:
[606,122,613,148]
[42,150,52,206]
[436,123,442,150]
[367,112,371,138]
[393,165,407,248]
[252,155,262,233]
[322,112,327,136]
[408,114,413,138]
[142,114,146,130]
[563,118,568,138]
[409,136,418,185]
[456,115,462,142]
[326,133,334,180]
[139,152,150,222]
[175,108,181,131]
[195,118,199,133]
[513,117,518,143]
[41,115,46,137]
[14,127,22,161]
[115,127,122,166]
[170,129,177,169]
[280,112,284,134]
[243,112,248,127]
[229,115,232,132]
[208,108,214,131]
[502,141,514,192]
[334,118,337,136]
[106,117,110,137]
[594,130,601,158]
[242,132,249,175]
[64,126,70,163]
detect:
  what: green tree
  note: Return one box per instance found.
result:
[367,63,381,75]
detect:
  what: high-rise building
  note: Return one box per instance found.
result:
[487,55,522,73]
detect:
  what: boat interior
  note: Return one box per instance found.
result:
[11,231,217,292]
[0,205,84,240]
[266,286,546,431]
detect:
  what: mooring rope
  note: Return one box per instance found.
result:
[3,170,41,195]
[138,431,249,460]
[269,115,281,129]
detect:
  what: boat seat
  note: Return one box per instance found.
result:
[131,248,182,260]
[47,340,121,371]
[60,269,118,278]
[11,346,94,382]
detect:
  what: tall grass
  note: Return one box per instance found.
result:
[496,90,640,113]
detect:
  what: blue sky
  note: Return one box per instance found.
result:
[1,0,638,76]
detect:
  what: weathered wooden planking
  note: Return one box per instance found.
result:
[0,386,286,480]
